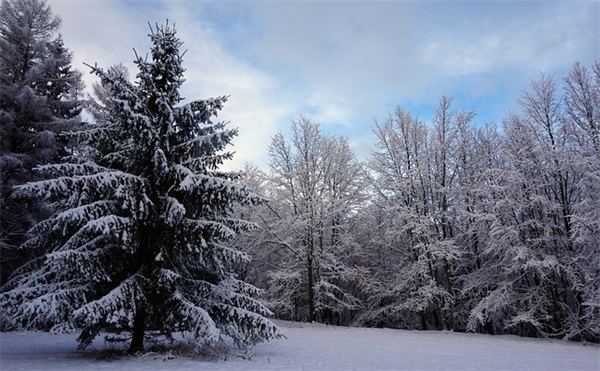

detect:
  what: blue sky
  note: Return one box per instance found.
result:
[48,0,599,169]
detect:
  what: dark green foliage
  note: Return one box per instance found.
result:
[0,0,83,284]
[0,22,281,352]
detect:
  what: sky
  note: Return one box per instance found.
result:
[47,0,599,169]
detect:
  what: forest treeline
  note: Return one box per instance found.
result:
[236,65,600,342]
[1,0,598,349]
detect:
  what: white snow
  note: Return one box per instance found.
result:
[0,320,598,370]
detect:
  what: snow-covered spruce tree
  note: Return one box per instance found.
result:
[85,63,129,125]
[0,0,84,284]
[0,23,281,352]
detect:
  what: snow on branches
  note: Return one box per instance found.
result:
[1,22,281,351]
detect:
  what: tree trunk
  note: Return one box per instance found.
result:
[307,253,316,322]
[129,308,146,353]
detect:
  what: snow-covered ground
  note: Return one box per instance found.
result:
[1,321,598,370]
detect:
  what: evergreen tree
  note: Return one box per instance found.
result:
[0,0,83,284]
[0,23,281,352]
[85,62,129,125]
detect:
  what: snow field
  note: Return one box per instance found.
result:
[1,320,598,370]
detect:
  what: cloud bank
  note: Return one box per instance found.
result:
[47,0,599,169]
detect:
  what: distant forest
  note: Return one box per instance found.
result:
[235,63,600,343]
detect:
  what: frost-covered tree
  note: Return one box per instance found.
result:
[450,122,505,332]
[466,69,599,341]
[0,23,281,352]
[228,163,275,288]
[358,107,431,329]
[0,0,83,284]
[563,61,600,340]
[251,117,366,324]
[358,101,466,331]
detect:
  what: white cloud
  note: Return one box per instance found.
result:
[161,2,298,170]
[44,0,599,170]
[48,0,149,90]
[248,2,423,119]
[420,2,598,79]
[48,0,295,170]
